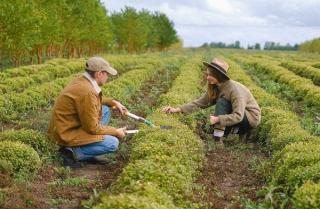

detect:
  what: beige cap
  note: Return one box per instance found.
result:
[85,57,118,75]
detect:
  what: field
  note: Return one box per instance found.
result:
[1,48,320,209]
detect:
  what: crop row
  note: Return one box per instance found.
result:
[0,55,183,122]
[0,54,163,94]
[94,55,206,208]
[233,55,320,108]
[226,57,320,208]
[280,61,320,86]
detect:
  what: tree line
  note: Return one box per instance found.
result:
[201,41,241,49]
[201,41,299,51]
[299,38,320,53]
[0,1,179,67]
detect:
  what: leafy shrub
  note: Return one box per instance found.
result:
[293,181,320,209]
[0,129,56,157]
[0,159,13,174]
[0,141,41,177]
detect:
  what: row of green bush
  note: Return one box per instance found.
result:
[235,56,320,108]
[280,61,320,86]
[94,55,206,208]
[227,56,320,208]
[0,54,160,93]
[0,55,178,122]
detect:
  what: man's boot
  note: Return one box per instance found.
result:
[58,147,83,168]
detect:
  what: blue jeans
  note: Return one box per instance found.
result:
[72,105,119,161]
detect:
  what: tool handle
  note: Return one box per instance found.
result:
[125,130,139,134]
[126,112,140,120]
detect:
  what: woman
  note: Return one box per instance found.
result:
[162,58,261,143]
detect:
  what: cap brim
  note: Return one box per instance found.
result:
[103,67,117,76]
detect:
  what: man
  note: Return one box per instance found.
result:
[48,56,127,167]
[162,58,261,144]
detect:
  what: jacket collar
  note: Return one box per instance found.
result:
[83,72,101,94]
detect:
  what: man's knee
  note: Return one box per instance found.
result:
[102,135,119,152]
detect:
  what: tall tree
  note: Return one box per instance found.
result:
[0,0,42,65]
[153,12,178,50]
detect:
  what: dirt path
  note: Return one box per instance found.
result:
[0,153,127,209]
[195,139,267,209]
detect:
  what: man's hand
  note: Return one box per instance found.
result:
[210,115,220,124]
[161,106,181,114]
[112,100,128,115]
[116,127,127,139]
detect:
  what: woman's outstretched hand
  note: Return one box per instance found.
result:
[161,106,181,114]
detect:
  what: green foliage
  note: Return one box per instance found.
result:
[0,141,41,177]
[0,1,179,66]
[95,182,179,209]
[239,57,320,108]
[299,38,320,54]
[293,181,320,209]
[272,141,320,189]
[0,191,6,207]
[0,159,13,174]
[280,62,320,86]
[0,129,56,157]
[110,7,178,53]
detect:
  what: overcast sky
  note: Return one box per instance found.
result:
[103,0,320,47]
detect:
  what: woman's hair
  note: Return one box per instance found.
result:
[206,67,228,100]
[207,83,219,101]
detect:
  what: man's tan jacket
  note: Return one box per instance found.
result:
[48,76,118,147]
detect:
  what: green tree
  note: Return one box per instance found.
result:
[0,0,42,65]
[153,12,178,50]
[111,7,148,53]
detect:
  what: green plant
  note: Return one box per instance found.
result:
[0,159,13,175]
[0,140,41,178]
[0,191,6,207]
[0,129,55,157]
[53,166,71,179]
[293,181,320,209]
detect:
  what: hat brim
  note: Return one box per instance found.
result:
[203,62,230,80]
[102,66,118,76]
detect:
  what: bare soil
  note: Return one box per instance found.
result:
[192,119,267,209]
[0,153,127,209]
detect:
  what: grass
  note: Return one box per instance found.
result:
[48,177,90,187]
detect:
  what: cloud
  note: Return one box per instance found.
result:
[103,0,320,46]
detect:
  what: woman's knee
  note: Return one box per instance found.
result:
[215,97,232,115]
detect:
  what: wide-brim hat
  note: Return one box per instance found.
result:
[203,58,230,80]
[86,57,118,75]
